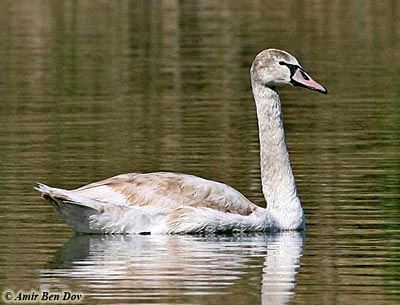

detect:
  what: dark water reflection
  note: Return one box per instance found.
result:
[40,233,304,305]
[0,0,400,304]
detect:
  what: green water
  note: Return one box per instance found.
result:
[0,1,399,304]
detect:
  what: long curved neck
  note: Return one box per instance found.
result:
[251,81,304,228]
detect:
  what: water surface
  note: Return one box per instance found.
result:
[0,1,399,304]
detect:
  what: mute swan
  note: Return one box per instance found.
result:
[36,49,327,234]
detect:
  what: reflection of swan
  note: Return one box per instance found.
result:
[36,49,327,233]
[40,232,304,304]
[262,233,305,305]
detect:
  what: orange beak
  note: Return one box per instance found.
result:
[291,68,328,95]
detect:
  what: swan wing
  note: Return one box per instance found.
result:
[73,172,259,216]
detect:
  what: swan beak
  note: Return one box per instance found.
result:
[291,68,328,95]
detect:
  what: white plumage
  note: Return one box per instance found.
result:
[36,49,327,234]
[36,173,270,234]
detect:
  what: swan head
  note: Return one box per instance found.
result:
[250,49,327,94]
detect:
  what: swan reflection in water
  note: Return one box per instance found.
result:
[40,232,304,304]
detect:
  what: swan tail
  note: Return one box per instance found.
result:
[35,183,158,234]
[35,183,103,211]
[35,183,114,233]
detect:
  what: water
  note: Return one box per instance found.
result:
[39,233,303,305]
[0,1,399,304]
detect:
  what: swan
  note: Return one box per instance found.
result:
[35,49,327,234]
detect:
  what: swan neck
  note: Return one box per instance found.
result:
[252,82,304,228]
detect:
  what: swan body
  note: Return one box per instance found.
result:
[36,49,327,234]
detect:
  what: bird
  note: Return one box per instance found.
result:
[35,49,327,234]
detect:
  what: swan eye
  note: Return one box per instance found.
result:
[279,61,299,76]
